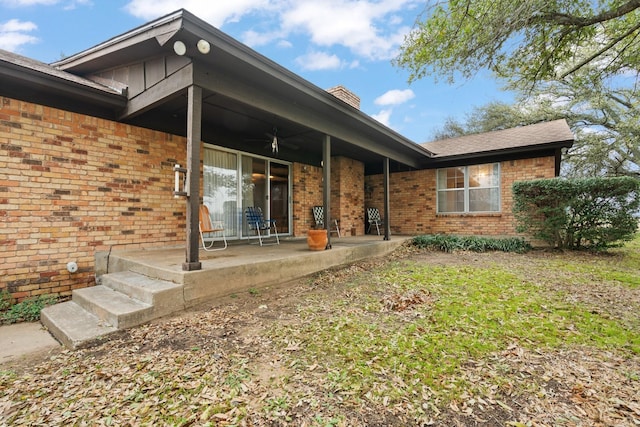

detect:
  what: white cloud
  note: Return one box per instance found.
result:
[280,0,417,60]
[0,19,38,52]
[0,19,36,32]
[62,0,91,10]
[371,108,393,126]
[295,51,343,71]
[0,0,58,5]
[124,0,273,27]
[121,0,419,63]
[241,29,278,47]
[374,89,415,106]
[0,0,90,9]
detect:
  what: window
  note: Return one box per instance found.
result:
[437,163,500,213]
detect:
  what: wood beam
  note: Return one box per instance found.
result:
[183,85,202,271]
[119,63,194,120]
[383,157,391,241]
[323,135,332,250]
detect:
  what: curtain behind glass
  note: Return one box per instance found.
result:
[203,149,238,237]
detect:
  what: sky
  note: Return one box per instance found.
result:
[0,0,515,143]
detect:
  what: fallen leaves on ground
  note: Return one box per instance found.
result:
[1,244,639,426]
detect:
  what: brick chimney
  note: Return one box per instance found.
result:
[327,85,360,110]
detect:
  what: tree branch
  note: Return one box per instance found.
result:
[560,20,640,78]
[533,0,640,27]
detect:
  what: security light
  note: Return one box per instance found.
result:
[173,40,187,56]
[197,39,211,54]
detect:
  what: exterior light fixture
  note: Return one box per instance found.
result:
[197,39,211,54]
[173,40,187,56]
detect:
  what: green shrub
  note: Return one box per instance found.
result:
[513,176,640,250]
[0,289,13,311]
[412,234,532,253]
[1,294,58,324]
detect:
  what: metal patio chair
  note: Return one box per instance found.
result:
[312,206,340,237]
[199,205,227,251]
[245,206,279,246]
[366,207,383,235]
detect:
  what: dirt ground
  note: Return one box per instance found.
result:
[1,246,639,426]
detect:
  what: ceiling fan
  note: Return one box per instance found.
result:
[269,129,279,154]
[245,127,300,154]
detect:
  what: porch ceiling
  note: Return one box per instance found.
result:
[125,86,414,172]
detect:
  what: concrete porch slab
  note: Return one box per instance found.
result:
[104,235,410,307]
[42,235,410,350]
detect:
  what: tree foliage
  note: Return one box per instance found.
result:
[403,1,640,177]
[512,176,640,249]
[395,0,640,88]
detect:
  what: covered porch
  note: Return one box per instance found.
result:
[49,9,433,271]
[43,235,409,348]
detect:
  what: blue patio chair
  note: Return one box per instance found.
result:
[245,206,279,246]
[312,206,340,237]
[366,207,383,235]
[199,205,227,251]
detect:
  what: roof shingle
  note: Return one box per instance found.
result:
[0,49,122,95]
[422,119,574,158]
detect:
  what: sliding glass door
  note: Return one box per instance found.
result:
[204,146,290,240]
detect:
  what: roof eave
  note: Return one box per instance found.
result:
[0,59,126,109]
[429,139,574,164]
[52,10,185,70]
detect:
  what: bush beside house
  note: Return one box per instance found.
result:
[513,176,640,250]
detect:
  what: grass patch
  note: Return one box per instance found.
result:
[2,238,639,425]
[545,259,640,288]
[540,234,640,289]
[270,259,639,410]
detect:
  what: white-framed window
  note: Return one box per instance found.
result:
[436,163,500,213]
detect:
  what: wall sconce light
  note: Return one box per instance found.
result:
[197,39,211,54]
[173,164,188,197]
[173,40,187,56]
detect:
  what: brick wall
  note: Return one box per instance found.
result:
[291,157,365,237]
[331,156,365,236]
[326,86,361,110]
[0,95,558,301]
[1,97,187,301]
[292,163,323,236]
[364,157,557,236]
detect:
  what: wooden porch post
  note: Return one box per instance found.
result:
[183,85,202,271]
[323,134,332,249]
[383,157,391,241]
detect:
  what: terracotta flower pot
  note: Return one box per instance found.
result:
[307,229,328,251]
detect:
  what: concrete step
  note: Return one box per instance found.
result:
[73,285,153,330]
[41,301,117,349]
[100,271,184,317]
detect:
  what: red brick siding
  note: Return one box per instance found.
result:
[331,157,365,236]
[1,97,187,301]
[291,163,323,236]
[364,157,557,236]
[291,157,365,236]
[1,95,557,300]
